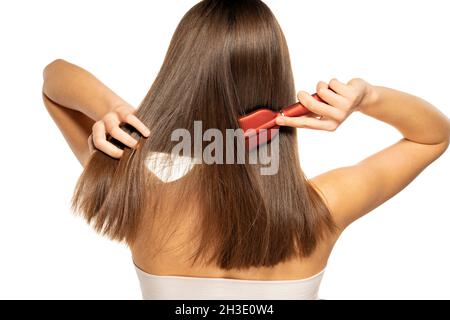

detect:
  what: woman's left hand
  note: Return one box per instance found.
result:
[275,78,371,131]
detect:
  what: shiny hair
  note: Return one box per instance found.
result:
[72,0,336,269]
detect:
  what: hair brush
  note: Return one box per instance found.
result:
[238,93,323,149]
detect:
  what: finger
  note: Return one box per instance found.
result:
[276,115,338,131]
[95,139,124,159]
[87,134,95,154]
[297,91,343,121]
[109,126,138,148]
[329,78,353,97]
[92,121,124,158]
[304,112,325,120]
[316,81,329,93]
[123,114,150,137]
[317,87,348,109]
[103,112,121,133]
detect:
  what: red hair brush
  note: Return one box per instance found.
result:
[238,93,323,149]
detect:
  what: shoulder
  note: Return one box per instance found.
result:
[309,164,376,230]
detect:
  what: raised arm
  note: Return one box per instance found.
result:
[42,59,149,166]
[276,79,450,230]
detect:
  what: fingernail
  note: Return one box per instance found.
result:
[144,129,150,137]
[275,117,285,125]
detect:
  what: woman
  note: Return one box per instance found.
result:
[42,0,450,300]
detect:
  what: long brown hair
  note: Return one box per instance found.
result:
[72,0,336,269]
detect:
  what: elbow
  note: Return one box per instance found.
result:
[433,113,450,152]
[435,135,449,158]
[443,117,450,151]
[43,58,66,80]
[442,138,449,152]
[42,58,66,97]
[427,119,450,160]
[447,117,450,143]
[443,137,450,154]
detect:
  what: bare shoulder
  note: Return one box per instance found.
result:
[309,165,363,230]
[310,138,449,230]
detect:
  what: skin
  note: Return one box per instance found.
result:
[42,59,450,280]
[42,59,150,166]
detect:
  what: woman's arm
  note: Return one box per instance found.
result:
[43,59,127,121]
[278,79,450,230]
[42,59,149,166]
[361,85,450,145]
[42,92,95,166]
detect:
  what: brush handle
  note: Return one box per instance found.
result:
[281,93,324,117]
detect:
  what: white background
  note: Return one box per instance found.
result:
[0,0,449,299]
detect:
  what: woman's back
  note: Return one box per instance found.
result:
[128,148,335,283]
[131,181,337,281]
[128,152,338,300]
[130,173,336,300]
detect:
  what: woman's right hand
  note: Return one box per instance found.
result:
[276,78,375,131]
[88,103,150,158]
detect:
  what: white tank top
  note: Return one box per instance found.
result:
[141,153,325,299]
[134,264,325,300]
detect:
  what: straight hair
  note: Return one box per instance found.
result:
[72,0,336,269]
